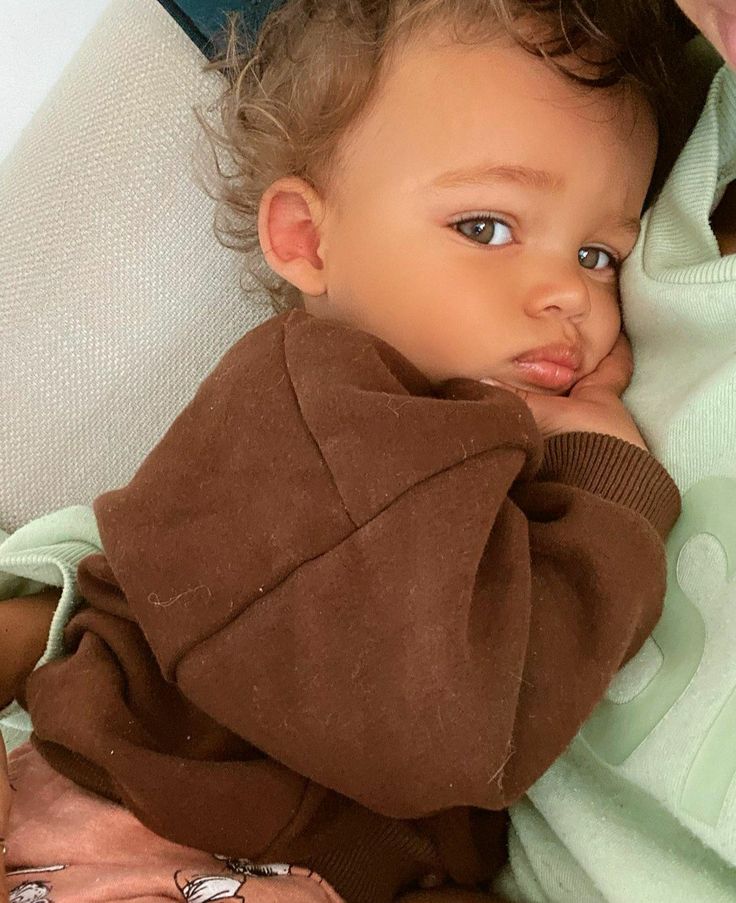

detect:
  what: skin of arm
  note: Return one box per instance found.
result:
[0,590,59,710]
[0,591,58,900]
[0,734,8,903]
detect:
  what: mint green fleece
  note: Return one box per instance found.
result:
[0,506,100,750]
[498,64,736,903]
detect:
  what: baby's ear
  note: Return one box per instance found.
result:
[258,177,328,297]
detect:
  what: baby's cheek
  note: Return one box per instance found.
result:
[598,299,623,356]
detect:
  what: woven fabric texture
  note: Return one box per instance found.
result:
[0,0,273,532]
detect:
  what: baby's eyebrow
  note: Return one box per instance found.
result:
[428,163,643,236]
[430,163,564,192]
[612,215,642,237]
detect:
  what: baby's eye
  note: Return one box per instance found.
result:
[454,217,513,246]
[578,246,617,271]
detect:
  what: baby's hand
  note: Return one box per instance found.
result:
[497,334,648,451]
[0,735,9,903]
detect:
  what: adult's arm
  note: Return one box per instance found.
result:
[0,734,8,903]
[0,506,100,749]
[0,591,58,710]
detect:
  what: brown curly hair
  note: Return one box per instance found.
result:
[199,0,689,312]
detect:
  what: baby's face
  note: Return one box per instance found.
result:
[307,29,657,394]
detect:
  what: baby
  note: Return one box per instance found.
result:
[0,2,684,902]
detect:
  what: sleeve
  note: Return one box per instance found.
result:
[84,311,680,818]
[0,506,101,749]
[171,431,677,819]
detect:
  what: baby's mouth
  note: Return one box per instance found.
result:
[511,360,577,392]
[510,343,581,392]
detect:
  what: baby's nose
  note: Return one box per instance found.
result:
[524,264,591,322]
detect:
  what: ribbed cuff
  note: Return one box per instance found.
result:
[540,432,681,538]
[306,813,443,903]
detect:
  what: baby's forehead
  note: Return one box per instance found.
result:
[335,35,655,197]
[363,33,647,135]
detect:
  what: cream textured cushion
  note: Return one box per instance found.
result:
[0,0,273,532]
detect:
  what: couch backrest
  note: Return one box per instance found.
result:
[0,0,274,531]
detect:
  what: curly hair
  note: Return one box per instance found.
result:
[198,0,690,312]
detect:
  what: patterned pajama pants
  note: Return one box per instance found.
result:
[5,744,343,903]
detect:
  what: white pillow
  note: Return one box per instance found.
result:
[0,0,112,164]
[0,0,274,532]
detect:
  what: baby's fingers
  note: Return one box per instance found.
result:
[480,378,562,437]
[514,390,569,439]
[574,333,634,398]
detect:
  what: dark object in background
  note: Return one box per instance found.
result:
[158,0,285,55]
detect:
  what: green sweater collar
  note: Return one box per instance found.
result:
[642,64,736,285]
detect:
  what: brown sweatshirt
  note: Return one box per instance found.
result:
[23,310,680,902]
